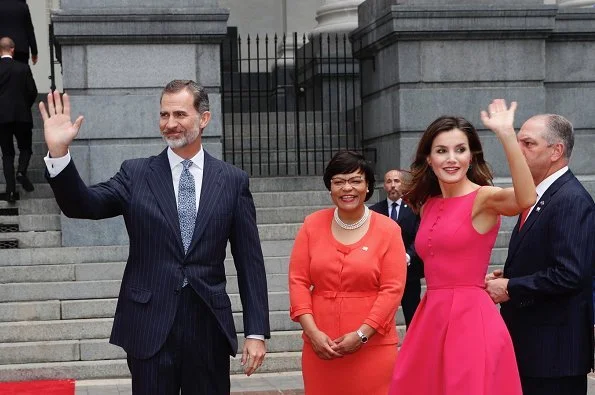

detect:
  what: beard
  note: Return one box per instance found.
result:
[162,127,201,149]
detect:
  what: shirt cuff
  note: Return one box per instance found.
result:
[44,151,71,177]
[246,335,265,341]
[406,253,411,266]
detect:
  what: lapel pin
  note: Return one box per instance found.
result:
[539,200,545,205]
[362,246,368,251]
[536,207,541,212]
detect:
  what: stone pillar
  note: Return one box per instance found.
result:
[52,0,229,246]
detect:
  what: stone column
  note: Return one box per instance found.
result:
[311,0,365,35]
[52,0,229,246]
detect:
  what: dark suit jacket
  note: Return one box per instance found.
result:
[47,149,271,359]
[0,0,37,60]
[370,199,424,281]
[0,56,37,124]
[501,170,595,377]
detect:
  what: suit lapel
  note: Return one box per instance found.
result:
[187,152,224,252]
[506,170,574,264]
[146,149,184,250]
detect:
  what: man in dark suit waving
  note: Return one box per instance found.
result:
[0,37,37,203]
[486,114,595,395]
[39,80,270,394]
[370,169,423,328]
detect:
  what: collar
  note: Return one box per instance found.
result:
[1,55,13,59]
[387,198,402,206]
[535,166,568,198]
[167,146,204,171]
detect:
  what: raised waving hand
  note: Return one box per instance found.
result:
[39,91,84,158]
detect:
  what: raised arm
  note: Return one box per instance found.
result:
[479,99,536,216]
[39,91,84,158]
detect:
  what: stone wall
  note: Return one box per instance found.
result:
[352,0,595,178]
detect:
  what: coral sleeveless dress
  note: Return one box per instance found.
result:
[389,189,522,395]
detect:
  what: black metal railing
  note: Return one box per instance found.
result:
[48,23,61,92]
[221,31,363,176]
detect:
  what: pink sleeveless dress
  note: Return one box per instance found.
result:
[389,189,522,395]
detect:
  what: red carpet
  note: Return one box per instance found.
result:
[0,380,75,394]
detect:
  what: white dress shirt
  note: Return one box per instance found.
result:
[386,198,410,265]
[387,197,402,219]
[527,166,569,217]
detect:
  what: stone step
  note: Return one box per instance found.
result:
[0,215,60,231]
[247,177,323,193]
[0,198,60,214]
[0,272,287,302]
[0,300,61,323]
[0,239,509,270]
[0,241,295,267]
[0,331,305,365]
[0,168,48,184]
[0,184,54,200]
[253,191,329,208]
[0,280,121,303]
[54,291,290,321]
[0,255,292,282]
[0,231,61,248]
[0,245,130,267]
[0,312,301,343]
[255,205,327,224]
[0,291,280,323]
[0,351,304,381]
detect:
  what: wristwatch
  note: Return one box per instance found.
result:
[356,329,368,344]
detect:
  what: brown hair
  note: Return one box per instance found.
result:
[161,80,209,114]
[403,116,493,213]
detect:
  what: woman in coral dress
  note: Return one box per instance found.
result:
[389,100,536,395]
[289,151,407,395]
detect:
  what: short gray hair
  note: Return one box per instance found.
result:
[161,80,209,114]
[539,114,574,160]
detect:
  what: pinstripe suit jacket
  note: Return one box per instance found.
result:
[47,149,270,359]
[501,170,595,377]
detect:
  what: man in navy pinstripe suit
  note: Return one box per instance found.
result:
[39,80,270,394]
[486,114,595,395]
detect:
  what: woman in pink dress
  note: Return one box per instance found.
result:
[388,99,536,395]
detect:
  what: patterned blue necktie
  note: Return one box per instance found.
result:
[178,159,196,253]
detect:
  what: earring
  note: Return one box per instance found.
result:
[366,189,369,193]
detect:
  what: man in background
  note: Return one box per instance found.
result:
[0,0,38,65]
[0,37,37,203]
[370,169,423,328]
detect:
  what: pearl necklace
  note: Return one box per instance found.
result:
[334,206,370,230]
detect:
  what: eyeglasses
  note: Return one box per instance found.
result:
[330,176,366,188]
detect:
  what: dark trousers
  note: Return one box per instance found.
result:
[0,122,33,192]
[126,286,230,395]
[402,279,421,328]
[521,375,587,395]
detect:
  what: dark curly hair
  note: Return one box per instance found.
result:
[403,116,493,213]
[323,150,375,202]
